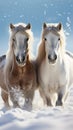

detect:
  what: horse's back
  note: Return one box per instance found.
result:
[0,55,6,69]
[0,55,6,62]
[65,50,73,86]
[66,51,73,59]
[0,55,7,91]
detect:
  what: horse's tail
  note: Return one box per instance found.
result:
[66,51,73,59]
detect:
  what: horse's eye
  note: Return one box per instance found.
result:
[26,38,29,41]
[58,38,60,41]
[44,38,47,41]
[13,38,15,42]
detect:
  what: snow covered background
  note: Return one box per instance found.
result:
[0,88,73,130]
[0,0,73,130]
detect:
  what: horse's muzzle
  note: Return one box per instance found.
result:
[48,54,57,64]
[16,55,26,66]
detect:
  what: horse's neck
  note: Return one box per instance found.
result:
[7,53,33,85]
[12,57,32,77]
[12,62,25,76]
[8,62,26,85]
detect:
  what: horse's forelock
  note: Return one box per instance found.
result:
[9,23,33,60]
[36,39,46,65]
[42,24,66,47]
[42,27,60,38]
[9,24,32,39]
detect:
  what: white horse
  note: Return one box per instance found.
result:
[36,22,73,106]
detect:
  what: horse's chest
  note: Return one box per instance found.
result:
[10,72,33,92]
[40,66,58,90]
[39,62,67,92]
[10,80,33,96]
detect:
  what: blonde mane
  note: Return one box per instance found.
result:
[36,23,66,66]
[36,39,46,66]
[4,23,34,86]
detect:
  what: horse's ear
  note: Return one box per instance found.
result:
[43,23,47,29]
[57,23,62,31]
[26,23,31,29]
[10,23,15,30]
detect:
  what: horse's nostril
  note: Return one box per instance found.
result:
[48,54,57,62]
[22,55,25,62]
[54,54,57,60]
[16,56,19,62]
[48,55,51,60]
[16,55,25,63]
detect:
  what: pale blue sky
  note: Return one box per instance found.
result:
[0,0,73,55]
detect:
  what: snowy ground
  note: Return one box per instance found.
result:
[0,87,73,130]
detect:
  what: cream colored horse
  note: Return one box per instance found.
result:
[4,23,37,108]
[36,23,73,106]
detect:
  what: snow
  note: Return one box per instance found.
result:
[0,87,73,130]
[66,17,71,32]
[44,11,46,16]
[64,16,71,37]
[57,13,62,17]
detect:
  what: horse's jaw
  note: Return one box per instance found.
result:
[16,61,26,67]
[45,54,60,66]
[46,57,57,66]
[48,60,57,65]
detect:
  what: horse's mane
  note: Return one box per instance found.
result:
[36,39,46,66]
[36,23,66,66]
[4,23,34,85]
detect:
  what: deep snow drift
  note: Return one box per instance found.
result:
[0,86,73,130]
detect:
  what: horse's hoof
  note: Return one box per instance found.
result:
[56,100,63,106]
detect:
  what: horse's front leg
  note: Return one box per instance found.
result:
[1,89,10,108]
[56,86,68,106]
[24,88,35,109]
[39,87,54,106]
[9,88,20,108]
[39,87,47,106]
